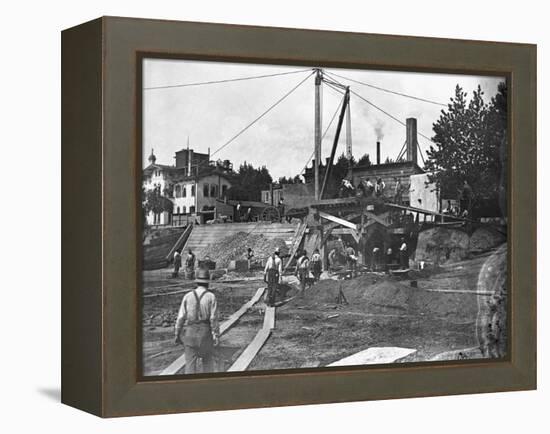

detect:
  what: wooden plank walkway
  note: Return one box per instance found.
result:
[228,306,276,372]
[159,287,266,376]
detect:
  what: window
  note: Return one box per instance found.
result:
[203,183,209,197]
[182,185,187,198]
[182,206,187,214]
[222,184,228,197]
[176,206,180,214]
[174,185,181,198]
[210,184,218,198]
[191,185,196,197]
[190,206,196,214]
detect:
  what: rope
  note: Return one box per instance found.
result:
[195,71,315,167]
[144,68,313,90]
[325,71,447,107]
[323,80,346,95]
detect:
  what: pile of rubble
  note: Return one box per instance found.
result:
[200,231,289,268]
[143,310,177,328]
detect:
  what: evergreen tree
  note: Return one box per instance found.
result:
[356,153,372,167]
[425,83,507,217]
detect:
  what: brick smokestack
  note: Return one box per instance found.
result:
[376,141,381,165]
[406,118,418,165]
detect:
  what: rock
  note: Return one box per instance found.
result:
[415,227,470,265]
[469,227,506,253]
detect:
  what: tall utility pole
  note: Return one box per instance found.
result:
[319,86,350,200]
[345,95,353,178]
[314,68,323,200]
[345,98,352,160]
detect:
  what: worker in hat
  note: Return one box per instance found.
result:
[264,247,282,306]
[295,249,310,296]
[311,248,322,282]
[399,237,408,269]
[174,268,220,374]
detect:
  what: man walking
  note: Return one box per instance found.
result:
[174,268,220,374]
[460,180,473,217]
[185,249,196,278]
[385,247,393,273]
[375,177,385,197]
[311,248,322,282]
[371,246,381,271]
[295,250,310,296]
[345,243,357,277]
[264,248,282,306]
[236,201,242,222]
[328,247,338,270]
[173,249,182,278]
[399,238,408,269]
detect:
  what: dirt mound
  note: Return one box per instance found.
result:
[200,231,289,268]
[415,227,470,265]
[469,227,506,253]
[292,273,478,320]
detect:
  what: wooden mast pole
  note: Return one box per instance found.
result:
[314,68,322,200]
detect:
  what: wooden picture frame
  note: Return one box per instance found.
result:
[61,16,536,417]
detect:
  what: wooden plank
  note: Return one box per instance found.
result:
[323,212,361,231]
[227,306,276,372]
[327,347,417,367]
[227,327,271,372]
[263,306,276,330]
[283,222,307,273]
[318,211,358,230]
[165,224,193,261]
[311,197,362,207]
[386,203,476,224]
[159,287,266,376]
[219,287,266,334]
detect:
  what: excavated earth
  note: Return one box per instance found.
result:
[141,245,506,375]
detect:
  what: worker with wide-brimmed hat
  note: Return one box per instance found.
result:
[264,247,282,306]
[174,268,219,374]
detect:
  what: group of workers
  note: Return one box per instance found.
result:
[172,248,196,278]
[235,202,254,222]
[170,235,410,374]
[370,237,409,272]
[339,176,407,204]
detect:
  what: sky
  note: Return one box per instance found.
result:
[142,58,504,180]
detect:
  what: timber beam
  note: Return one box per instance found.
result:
[318,211,358,231]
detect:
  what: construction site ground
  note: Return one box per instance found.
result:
[141,250,497,376]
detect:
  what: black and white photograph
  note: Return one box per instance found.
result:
[140,58,508,377]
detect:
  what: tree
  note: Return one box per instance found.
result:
[356,153,372,167]
[143,186,173,221]
[277,175,305,185]
[226,162,273,201]
[424,83,507,217]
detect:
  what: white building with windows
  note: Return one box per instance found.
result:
[143,148,234,226]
